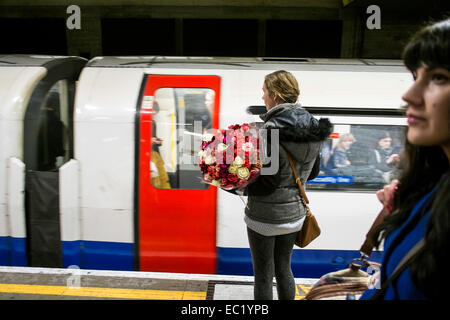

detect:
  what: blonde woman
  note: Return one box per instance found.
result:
[330,133,356,168]
[244,70,332,299]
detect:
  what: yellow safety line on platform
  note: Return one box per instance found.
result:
[296,284,312,300]
[0,283,206,300]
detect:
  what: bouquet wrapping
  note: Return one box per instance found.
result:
[198,123,262,190]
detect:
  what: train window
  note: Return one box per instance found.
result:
[151,87,214,190]
[307,124,407,191]
[37,80,70,171]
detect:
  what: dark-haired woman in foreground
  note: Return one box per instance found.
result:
[360,18,450,300]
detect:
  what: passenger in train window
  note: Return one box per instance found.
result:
[337,140,385,188]
[384,148,406,183]
[38,91,66,171]
[360,18,450,300]
[368,131,401,175]
[244,70,332,300]
[150,101,171,189]
[184,90,212,134]
[327,133,355,173]
[319,139,333,174]
[151,101,163,153]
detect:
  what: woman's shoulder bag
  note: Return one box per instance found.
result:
[283,147,321,248]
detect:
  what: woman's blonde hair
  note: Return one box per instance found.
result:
[334,133,356,150]
[264,70,300,104]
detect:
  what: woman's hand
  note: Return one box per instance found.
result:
[376,179,399,212]
[386,153,400,165]
[152,137,163,145]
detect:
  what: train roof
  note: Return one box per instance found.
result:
[86,56,409,73]
[0,54,86,67]
[0,55,409,73]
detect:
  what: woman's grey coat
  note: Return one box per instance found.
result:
[245,103,332,224]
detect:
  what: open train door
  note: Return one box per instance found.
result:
[22,57,86,267]
[138,74,220,273]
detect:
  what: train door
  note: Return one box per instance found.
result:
[138,74,220,273]
[23,58,86,267]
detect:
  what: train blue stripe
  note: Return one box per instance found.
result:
[61,240,134,271]
[1,236,383,278]
[0,237,133,271]
[79,240,134,271]
[217,247,383,278]
[61,240,82,268]
[0,236,27,266]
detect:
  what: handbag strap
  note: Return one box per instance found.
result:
[281,146,310,211]
[359,207,391,257]
[370,238,425,300]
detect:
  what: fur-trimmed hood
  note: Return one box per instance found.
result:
[260,103,332,142]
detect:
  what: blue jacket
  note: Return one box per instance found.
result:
[360,187,437,300]
[330,149,348,168]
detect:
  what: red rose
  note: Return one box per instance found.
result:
[219,168,228,178]
[207,166,216,176]
[211,171,220,180]
[242,123,249,131]
[237,179,247,186]
[250,168,260,178]
[227,174,239,183]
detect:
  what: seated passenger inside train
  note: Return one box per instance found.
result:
[368,131,401,182]
[320,133,355,175]
[337,141,385,188]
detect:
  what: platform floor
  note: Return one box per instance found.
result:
[0,266,317,300]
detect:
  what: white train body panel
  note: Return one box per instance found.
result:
[75,68,142,243]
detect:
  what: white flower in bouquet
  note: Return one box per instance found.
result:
[198,150,206,159]
[232,156,244,167]
[217,143,228,152]
[204,155,214,165]
[228,165,238,174]
[237,167,250,180]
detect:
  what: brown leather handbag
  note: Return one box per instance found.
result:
[284,148,321,248]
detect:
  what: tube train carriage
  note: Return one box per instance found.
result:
[0,55,412,278]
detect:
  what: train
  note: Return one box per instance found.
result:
[0,55,412,278]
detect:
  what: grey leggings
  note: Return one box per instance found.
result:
[247,227,298,300]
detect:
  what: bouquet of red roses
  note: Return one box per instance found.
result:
[198,123,262,190]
